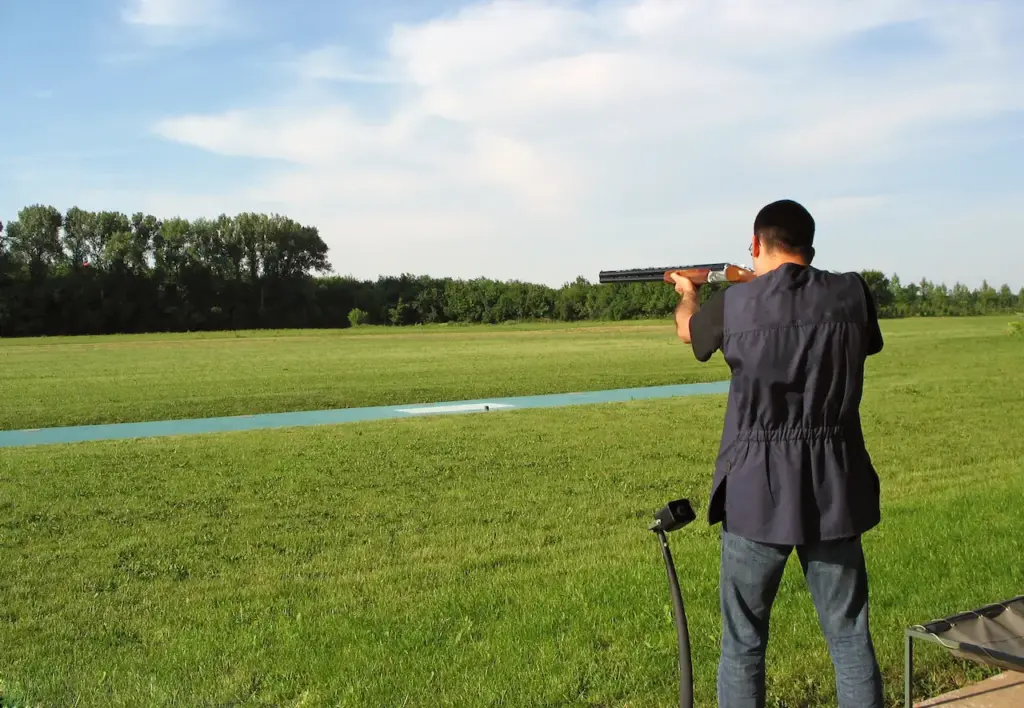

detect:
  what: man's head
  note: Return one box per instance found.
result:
[749,199,815,275]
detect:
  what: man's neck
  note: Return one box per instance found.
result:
[757,255,808,275]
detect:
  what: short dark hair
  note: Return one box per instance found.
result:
[753,199,815,261]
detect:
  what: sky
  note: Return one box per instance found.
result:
[1,0,1022,289]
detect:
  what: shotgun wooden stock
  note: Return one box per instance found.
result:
[598,263,756,285]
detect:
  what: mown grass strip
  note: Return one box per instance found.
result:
[0,315,1014,431]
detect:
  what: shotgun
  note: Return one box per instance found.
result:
[598,262,756,285]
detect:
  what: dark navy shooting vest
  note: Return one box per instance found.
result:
[709,264,881,545]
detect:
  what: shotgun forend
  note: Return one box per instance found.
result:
[598,263,756,285]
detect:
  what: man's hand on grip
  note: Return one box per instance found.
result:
[670,271,698,299]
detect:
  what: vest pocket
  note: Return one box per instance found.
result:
[722,442,780,535]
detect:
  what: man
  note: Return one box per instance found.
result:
[671,199,885,708]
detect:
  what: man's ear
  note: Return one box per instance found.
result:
[806,246,816,263]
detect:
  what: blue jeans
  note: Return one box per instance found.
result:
[717,531,884,708]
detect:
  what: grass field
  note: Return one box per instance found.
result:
[1,316,1022,707]
[0,321,730,431]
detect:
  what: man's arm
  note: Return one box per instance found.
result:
[674,290,700,344]
[856,275,884,356]
[671,277,726,362]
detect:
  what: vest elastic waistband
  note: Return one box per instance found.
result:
[736,425,852,442]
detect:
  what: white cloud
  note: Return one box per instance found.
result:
[122,0,231,28]
[142,0,1024,286]
[153,106,385,165]
[290,46,402,84]
[766,80,1019,165]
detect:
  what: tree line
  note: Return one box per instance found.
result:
[0,204,1020,337]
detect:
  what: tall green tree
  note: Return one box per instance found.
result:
[4,204,64,278]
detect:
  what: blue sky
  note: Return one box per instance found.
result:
[2,0,1022,289]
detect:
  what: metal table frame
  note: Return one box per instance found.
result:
[905,596,1024,707]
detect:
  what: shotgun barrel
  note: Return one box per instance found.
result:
[599,263,755,285]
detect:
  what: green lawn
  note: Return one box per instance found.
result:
[0,321,725,431]
[1,316,1022,706]
[0,316,1016,431]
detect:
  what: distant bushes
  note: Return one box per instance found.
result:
[348,308,370,327]
[1,204,1021,337]
[1009,314,1023,337]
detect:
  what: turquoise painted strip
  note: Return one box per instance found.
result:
[0,381,730,449]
